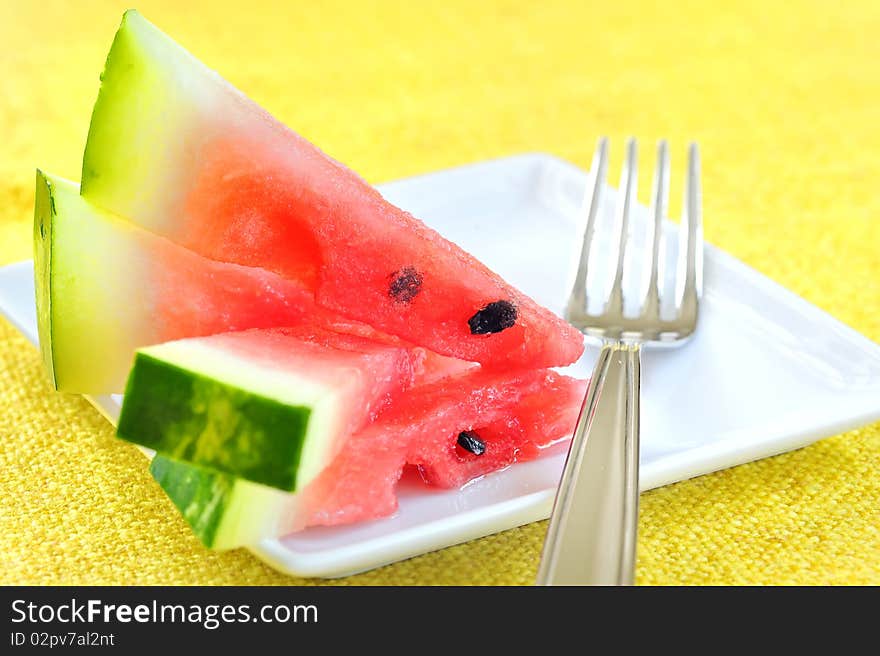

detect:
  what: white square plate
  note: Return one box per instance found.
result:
[2,153,879,578]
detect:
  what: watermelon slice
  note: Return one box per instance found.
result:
[148,368,585,549]
[33,170,352,393]
[117,327,421,491]
[79,10,584,370]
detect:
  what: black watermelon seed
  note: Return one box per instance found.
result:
[468,300,517,335]
[457,431,486,456]
[389,266,423,304]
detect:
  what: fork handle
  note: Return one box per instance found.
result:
[536,342,641,585]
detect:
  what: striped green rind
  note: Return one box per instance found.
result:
[33,170,56,388]
[150,455,289,550]
[118,352,312,491]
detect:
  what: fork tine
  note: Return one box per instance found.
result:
[606,138,637,315]
[675,142,703,321]
[644,140,669,319]
[566,137,609,317]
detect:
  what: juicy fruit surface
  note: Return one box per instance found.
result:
[296,369,585,529]
[33,171,343,394]
[118,327,419,491]
[187,138,584,369]
[81,10,584,370]
[409,370,585,488]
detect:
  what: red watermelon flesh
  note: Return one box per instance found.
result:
[154,262,477,396]
[318,317,479,386]
[151,238,330,342]
[292,369,585,530]
[409,370,585,488]
[183,138,585,371]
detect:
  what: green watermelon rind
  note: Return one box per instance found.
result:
[116,349,333,492]
[149,455,289,550]
[33,171,57,389]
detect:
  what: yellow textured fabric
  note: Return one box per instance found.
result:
[1,0,878,586]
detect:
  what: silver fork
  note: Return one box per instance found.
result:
[536,137,703,586]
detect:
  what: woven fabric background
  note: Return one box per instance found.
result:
[1,0,878,585]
